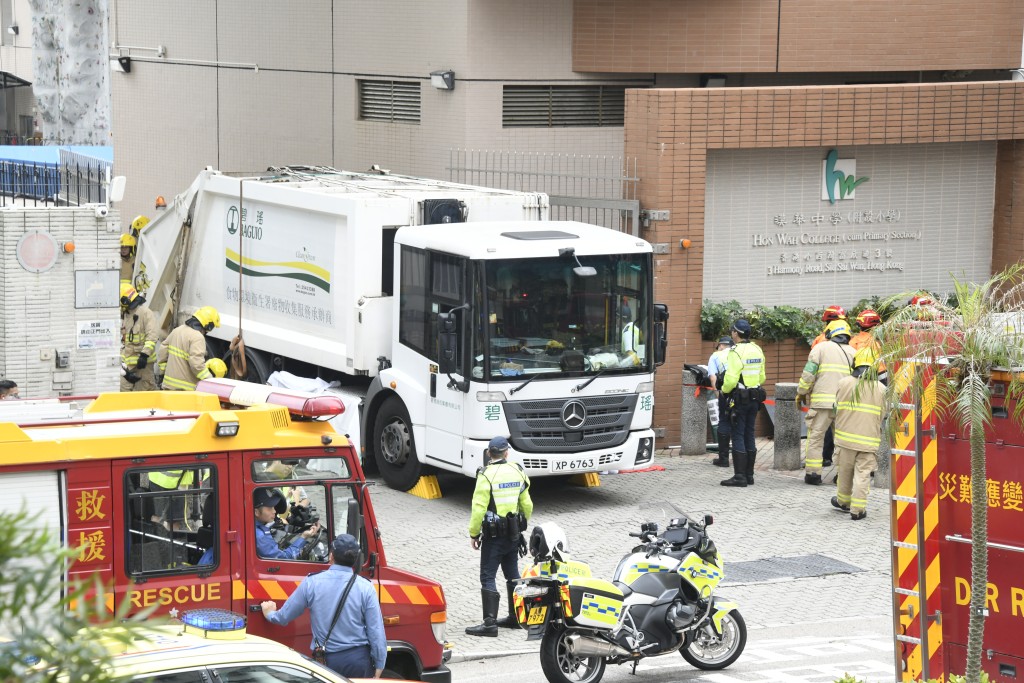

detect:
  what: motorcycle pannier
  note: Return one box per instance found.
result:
[566,578,624,629]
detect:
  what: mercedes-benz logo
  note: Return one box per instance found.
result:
[561,400,587,430]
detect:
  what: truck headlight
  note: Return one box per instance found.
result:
[635,437,654,465]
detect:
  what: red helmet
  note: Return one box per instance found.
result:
[856,309,881,329]
[910,294,934,306]
[821,305,847,322]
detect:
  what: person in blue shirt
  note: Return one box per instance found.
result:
[254,487,320,560]
[261,534,386,679]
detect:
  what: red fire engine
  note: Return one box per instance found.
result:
[892,368,1023,682]
[0,379,450,682]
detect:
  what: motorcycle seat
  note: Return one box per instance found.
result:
[613,581,633,597]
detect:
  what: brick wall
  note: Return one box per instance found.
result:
[629,81,1024,445]
[573,0,1024,74]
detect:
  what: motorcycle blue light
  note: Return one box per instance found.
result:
[181,608,247,639]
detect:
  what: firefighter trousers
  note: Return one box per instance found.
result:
[803,407,835,475]
[835,446,877,514]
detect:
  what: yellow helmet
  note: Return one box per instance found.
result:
[193,306,221,331]
[130,215,150,236]
[205,358,228,378]
[119,233,137,248]
[824,319,851,339]
[119,283,138,307]
[853,345,877,369]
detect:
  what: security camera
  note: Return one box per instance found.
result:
[94,205,109,218]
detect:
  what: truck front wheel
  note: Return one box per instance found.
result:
[373,397,422,491]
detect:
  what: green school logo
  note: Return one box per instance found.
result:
[821,149,868,204]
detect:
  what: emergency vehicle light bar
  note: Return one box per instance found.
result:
[181,608,247,640]
[195,378,345,419]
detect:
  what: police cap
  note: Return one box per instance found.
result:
[253,487,287,514]
[331,533,360,555]
[488,436,509,453]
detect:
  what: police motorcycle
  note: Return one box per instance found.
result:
[514,508,745,683]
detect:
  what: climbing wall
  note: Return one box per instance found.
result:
[30,0,109,144]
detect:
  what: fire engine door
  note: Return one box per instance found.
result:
[112,454,231,620]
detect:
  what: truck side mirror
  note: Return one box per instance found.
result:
[437,311,458,375]
[346,497,362,543]
[654,303,669,366]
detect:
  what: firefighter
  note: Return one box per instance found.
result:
[811,305,847,348]
[467,436,533,637]
[149,469,194,531]
[850,308,882,351]
[708,336,734,468]
[720,320,766,488]
[831,346,886,520]
[796,319,856,485]
[119,233,137,288]
[120,283,160,392]
[157,306,220,391]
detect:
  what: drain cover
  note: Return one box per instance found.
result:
[722,553,863,584]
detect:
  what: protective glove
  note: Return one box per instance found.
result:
[125,370,141,384]
[136,352,149,369]
[795,394,805,408]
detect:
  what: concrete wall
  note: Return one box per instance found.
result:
[111,0,630,221]
[573,0,1024,74]
[0,207,121,396]
[703,143,995,308]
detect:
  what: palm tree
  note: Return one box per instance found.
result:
[874,264,1024,683]
[0,508,154,682]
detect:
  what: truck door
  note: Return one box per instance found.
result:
[111,454,231,620]
[240,452,361,652]
[422,251,468,469]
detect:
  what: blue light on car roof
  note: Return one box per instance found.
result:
[181,609,247,639]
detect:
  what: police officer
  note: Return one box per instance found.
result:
[797,318,856,485]
[831,347,886,520]
[466,436,533,637]
[720,320,766,488]
[707,336,734,468]
[120,284,159,392]
[157,306,220,390]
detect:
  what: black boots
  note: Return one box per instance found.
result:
[745,450,755,486]
[494,581,519,629]
[465,589,500,637]
[711,433,731,467]
[721,451,748,487]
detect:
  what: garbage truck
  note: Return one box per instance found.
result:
[134,166,668,491]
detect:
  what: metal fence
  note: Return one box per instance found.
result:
[447,149,641,234]
[0,158,110,207]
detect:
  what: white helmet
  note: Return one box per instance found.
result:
[529,522,569,562]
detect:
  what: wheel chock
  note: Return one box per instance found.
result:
[568,472,601,488]
[407,475,442,499]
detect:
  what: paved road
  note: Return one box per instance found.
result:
[449,619,895,683]
[367,440,895,673]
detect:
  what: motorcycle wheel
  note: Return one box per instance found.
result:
[540,627,606,683]
[681,609,747,670]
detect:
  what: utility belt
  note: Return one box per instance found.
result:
[482,511,527,539]
[731,385,766,405]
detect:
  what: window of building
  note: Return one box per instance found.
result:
[125,466,216,576]
[502,85,626,128]
[358,80,421,123]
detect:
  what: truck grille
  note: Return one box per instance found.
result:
[505,395,637,453]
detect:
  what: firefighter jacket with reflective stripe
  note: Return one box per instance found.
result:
[121,304,159,368]
[721,341,765,394]
[120,258,134,287]
[157,324,212,391]
[797,340,856,408]
[149,470,195,490]
[834,375,886,452]
[468,459,533,538]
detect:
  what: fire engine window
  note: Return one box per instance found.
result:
[125,466,217,576]
[255,484,330,563]
[252,457,349,483]
[332,485,366,557]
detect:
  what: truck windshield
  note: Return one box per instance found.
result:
[475,253,651,381]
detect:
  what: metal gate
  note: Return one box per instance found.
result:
[447,149,641,235]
